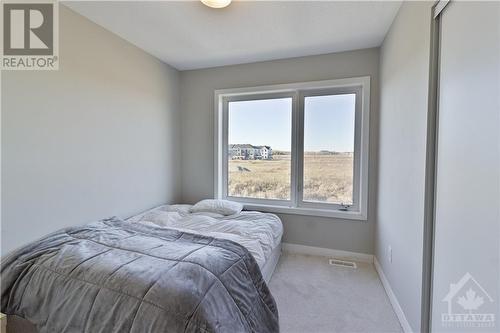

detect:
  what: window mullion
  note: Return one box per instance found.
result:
[295,91,305,208]
[290,92,298,208]
[221,97,229,199]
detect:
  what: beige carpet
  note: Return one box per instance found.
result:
[268,253,403,333]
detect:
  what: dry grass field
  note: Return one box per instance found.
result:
[228,153,353,204]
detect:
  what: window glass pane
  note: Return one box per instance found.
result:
[228,98,292,200]
[303,94,355,204]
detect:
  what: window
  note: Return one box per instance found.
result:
[228,97,292,201]
[302,93,356,205]
[215,77,370,220]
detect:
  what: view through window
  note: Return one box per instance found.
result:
[303,94,356,204]
[228,98,292,200]
[227,93,356,204]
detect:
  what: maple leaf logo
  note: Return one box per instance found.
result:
[457,289,484,313]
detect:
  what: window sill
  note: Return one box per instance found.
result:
[241,203,368,221]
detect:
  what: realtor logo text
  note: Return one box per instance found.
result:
[1,1,59,70]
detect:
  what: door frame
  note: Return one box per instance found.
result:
[421,1,450,332]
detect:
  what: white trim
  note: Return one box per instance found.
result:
[282,242,373,263]
[243,203,367,220]
[214,91,223,198]
[214,77,370,97]
[214,77,370,220]
[374,257,413,333]
[358,77,370,219]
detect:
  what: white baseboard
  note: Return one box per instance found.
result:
[374,256,413,333]
[282,242,373,263]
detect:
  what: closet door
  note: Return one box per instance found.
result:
[431,2,500,332]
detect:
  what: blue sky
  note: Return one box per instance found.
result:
[228,94,355,152]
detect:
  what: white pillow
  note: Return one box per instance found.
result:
[190,199,243,216]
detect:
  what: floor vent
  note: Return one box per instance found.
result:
[329,258,357,269]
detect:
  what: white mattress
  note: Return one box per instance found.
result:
[126,204,283,269]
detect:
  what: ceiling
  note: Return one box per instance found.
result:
[64,1,401,71]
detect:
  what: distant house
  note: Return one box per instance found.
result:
[229,144,273,160]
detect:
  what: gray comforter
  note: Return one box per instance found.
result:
[1,218,279,333]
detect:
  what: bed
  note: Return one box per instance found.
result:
[1,203,282,333]
[126,204,283,283]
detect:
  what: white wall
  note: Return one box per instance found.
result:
[180,48,379,254]
[431,2,500,331]
[376,2,433,331]
[1,6,181,255]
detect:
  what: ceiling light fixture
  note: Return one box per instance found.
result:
[200,0,232,9]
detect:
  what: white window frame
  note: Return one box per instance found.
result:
[214,77,370,220]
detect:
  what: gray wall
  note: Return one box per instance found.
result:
[376,2,433,331]
[1,6,181,254]
[431,2,500,331]
[180,48,379,254]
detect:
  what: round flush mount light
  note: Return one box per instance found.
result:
[200,0,232,9]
